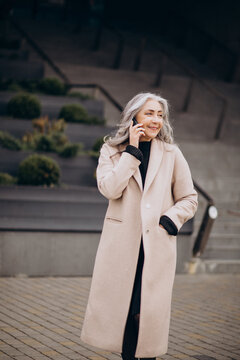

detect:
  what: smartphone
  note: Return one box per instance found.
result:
[132,117,138,126]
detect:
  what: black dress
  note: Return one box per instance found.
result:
[128,140,152,316]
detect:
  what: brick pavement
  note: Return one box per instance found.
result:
[0,274,239,360]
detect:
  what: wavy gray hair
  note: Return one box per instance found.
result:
[104,92,174,146]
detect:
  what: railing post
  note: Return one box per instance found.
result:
[113,37,124,69]
[214,100,227,140]
[153,54,167,87]
[133,37,146,71]
[32,0,39,19]
[182,76,194,112]
[192,204,218,257]
[93,21,103,51]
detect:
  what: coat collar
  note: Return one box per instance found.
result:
[116,138,174,193]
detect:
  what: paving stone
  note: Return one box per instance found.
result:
[0,274,239,360]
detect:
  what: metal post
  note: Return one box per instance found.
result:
[182,76,194,112]
[113,37,124,69]
[153,54,167,87]
[133,37,146,71]
[214,100,227,140]
[192,204,218,257]
[93,21,103,51]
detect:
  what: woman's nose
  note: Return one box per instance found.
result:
[152,117,162,123]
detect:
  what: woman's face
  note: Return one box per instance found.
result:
[135,99,163,141]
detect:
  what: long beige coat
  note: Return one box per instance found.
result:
[80,137,198,357]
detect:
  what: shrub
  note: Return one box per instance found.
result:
[87,115,106,125]
[35,134,56,152]
[92,137,104,152]
[38,78,67,95]
[18,154,60,186]
[32,116,66,134]
[19,80,39,93]
[59,104,89,123]
[51,132,68,147]
[68,91,92,100]
[59,143,82,158]
[7,93,41,119]
[0,131,22,150]
[0,172,17,185]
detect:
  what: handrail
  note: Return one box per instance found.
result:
[192,180,218,257]
[169,11,238,82]
[93,21,229,140]
[8,13,217,257]
[7,15,70,85]
[69,83,123,111]
[148,37,229,140]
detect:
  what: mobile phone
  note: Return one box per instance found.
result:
[132,117,138,126]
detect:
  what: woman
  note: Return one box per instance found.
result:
[80,92,198,359]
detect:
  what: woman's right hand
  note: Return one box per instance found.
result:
[129,120,145,148]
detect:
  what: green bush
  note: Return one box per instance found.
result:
[0,172,17,185]
[92,137,104,152]
[7,93,41,119]
[87,115,106,125]
[18,154,60,186]
[38,78,67,95]
[35,134,56,152]
[68,91,92,100]
[51,132,68,147]
[0,131,22,150]
[59,104,105,125]
[59,143,82,158]
[59,104,89,123]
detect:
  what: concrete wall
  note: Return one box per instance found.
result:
[0,231,193,276]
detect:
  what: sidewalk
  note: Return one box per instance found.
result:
[0,274,239,360]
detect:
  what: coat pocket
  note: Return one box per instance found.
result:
[157,225,176,238]
[105,216,123,224]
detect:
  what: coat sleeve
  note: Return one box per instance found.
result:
[162,146,198,232]
[96,143,141,200]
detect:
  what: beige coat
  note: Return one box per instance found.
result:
[80,137,198,357]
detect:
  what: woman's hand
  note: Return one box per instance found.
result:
[159,224,165,229]
[129,120,145,148]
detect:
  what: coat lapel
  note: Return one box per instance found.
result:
[143,138,164,194]
[117,138,164,193]
[117,142,143,191]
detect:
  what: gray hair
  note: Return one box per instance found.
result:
[104,92,174,146]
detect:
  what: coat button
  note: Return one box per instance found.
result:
[146,229,149,233]
[146,203,151,209]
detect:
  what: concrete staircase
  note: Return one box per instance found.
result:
[0,10,239,274]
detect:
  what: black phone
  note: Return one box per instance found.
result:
[132,117,138,126]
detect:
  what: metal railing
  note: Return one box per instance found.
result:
[150,38,229,140]
[93,21,229,140]
[7,15,217,257]
[192,181,218,257]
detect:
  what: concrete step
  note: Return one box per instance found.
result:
[0,59,44,81]
[0,199,106,218]
[201,247,240,260]
[0,148,97,186]
[0,92,105,120]
[0,185,105,202]
[207,233,240,247]
[0,116,113,150]
[186,258,240,274]
[0,185,194,234]
[0,48,29,60]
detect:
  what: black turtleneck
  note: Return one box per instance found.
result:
[138,140,151,188]
[124,141,178,236]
